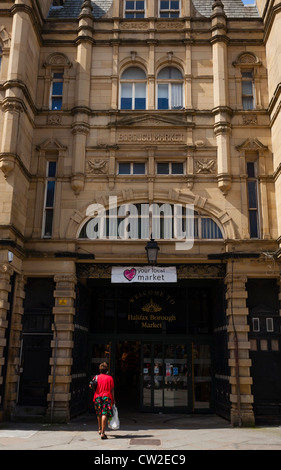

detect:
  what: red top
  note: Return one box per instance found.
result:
[93,374,114,402]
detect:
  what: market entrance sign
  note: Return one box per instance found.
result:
[111,266,177,283]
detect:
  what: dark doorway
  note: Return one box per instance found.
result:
[18,278,54,407]
[115,341,141,410]
[18,335,52,406]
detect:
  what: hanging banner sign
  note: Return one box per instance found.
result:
[111,266,177,283]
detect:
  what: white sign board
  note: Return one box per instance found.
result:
[111,266,177,283]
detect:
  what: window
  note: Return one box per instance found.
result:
[266,318,274,332]
[159,0,180,17]
[50,72,63,110]
[157,162,184,174]
[120,67,147,110]
[252,318,260,332]
[119,162,146,175]
[157,67,183,110]
[242,70,254,110]
[124,1,145,18]
[43,162,57,238]
[247,161,259,238]
[78,205,223,241]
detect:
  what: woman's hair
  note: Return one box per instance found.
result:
[99,362,109,374]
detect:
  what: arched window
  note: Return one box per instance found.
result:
[120,67,147,110]
[157,67,184,110]
[78,204,223,241]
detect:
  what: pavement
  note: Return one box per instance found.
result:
[0,411,281,452]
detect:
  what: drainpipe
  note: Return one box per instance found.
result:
[50,322,58,423]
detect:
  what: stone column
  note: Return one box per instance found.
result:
[0,1,31,177]
[47,274,76,422]
[225,264,255,426]
[71,0,93,195]
[0,263,14,420]
[211,0,232,195]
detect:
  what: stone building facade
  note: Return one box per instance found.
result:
[0,0,280,426]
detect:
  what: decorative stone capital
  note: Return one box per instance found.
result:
[2,98,24,114]
[71,173,85,195]
[217,173,231,195]
[0,154,15,178]
[213,121,232,136]
[71,124,90,136]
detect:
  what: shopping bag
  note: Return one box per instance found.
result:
[108,404,120,430]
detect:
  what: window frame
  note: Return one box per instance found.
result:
[159,0,180,18]
[242,69,255,111]
[50,71,64,111]
[156,66,184,110]
[266,317,274,333]
[246,160,260,238]
[124,0,145,18]
[78,207,224,241]
[156,161,185,175]
[252,317,260,332]
[42,161,57,238]
[120,67,147,110]
[118,161,146,175]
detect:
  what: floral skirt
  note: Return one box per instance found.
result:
[94,396,113,417]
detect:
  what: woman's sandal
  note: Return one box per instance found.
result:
[101,433,108,440]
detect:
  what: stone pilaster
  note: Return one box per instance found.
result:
[47,274,76,422]
[3,275,25,417]
[0,264,14,420]
[225,266,255,426]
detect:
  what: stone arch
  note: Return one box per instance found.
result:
[43,52,72,69]
[233,52,262,68]
[65,189,238,240]
[118,54,148,76]
[155,54,185,77]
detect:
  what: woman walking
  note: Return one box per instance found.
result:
[91,362,115,440]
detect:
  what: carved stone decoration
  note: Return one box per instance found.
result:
[233,52,262,67]
[242,114,258,126]
[121,22,147,30]
[43,52,72,69]
[47,114,62,126]
[87,159,108,175]
[157,22,184,30]
[195,159,216,174]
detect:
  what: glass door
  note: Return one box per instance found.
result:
[141,341,192,411]
[164,343,189,408]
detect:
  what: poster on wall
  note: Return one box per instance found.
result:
[111,266,177,283]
